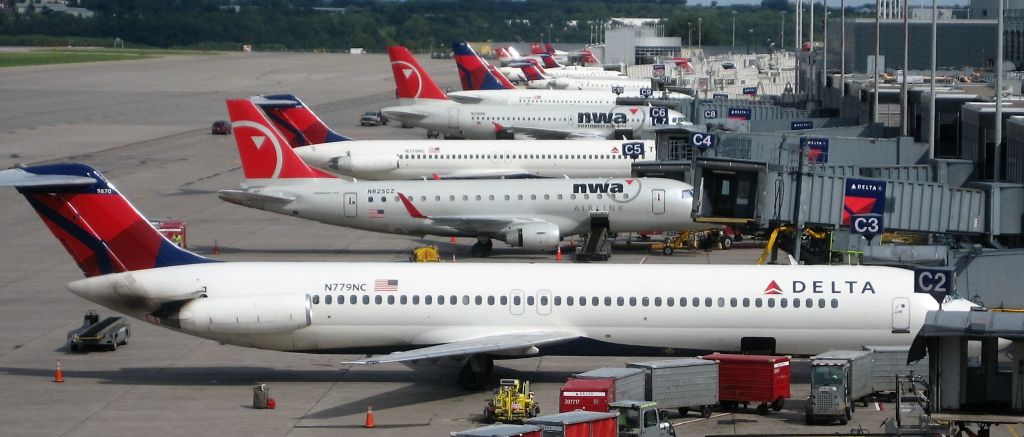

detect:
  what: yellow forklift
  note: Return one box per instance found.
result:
[483,379,540,424]
[409,245,441,262]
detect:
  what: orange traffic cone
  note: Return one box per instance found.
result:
[53,360,64,383]
[212,240,220,255]
[555,245,563,261]
[364,404,375,428]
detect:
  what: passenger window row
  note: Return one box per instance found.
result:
[367,192,629,203]
[308,294,840,309]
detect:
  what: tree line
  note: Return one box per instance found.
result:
[0,0,864,51]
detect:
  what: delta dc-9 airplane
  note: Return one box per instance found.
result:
[221,99,696,257]
[1,163,975,388]
[382,46,690,140]
[249,94,659,180]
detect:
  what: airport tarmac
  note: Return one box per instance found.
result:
[0,51,1013,437]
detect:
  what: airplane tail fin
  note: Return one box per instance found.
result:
[486,63,517,89]
[581,50,601,66]
[539,53,562,69]
[507,47,523,60]
[495,47,513,63]
[516,62,547,81]
[387,46,449,101]
[0,164,216,277]
[529,42,545,54]
[544,42,557,55]
[252,94,352,147]
[226,99,337,180]
[452,42,508,91]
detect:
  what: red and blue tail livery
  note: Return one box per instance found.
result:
[226,98,337,180]
[251,94,351,147]
[452,41,509,91]
[3,164,215,277]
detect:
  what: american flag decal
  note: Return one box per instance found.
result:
[375,279,398,292]
[368,208,384,218]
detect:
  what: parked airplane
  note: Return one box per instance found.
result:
[516,63,654,92]
[2,163,976,388]
[383,46,689,139]
[450,43,690,105]
[499,46,615,77]
[224,98,695,256]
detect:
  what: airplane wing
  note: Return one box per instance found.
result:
[427,216,537,234]
[381,108,429,122]
[218,189,296,207]
[344,331,580,364]
[504,125,609,140]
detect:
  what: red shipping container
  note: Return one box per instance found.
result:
[559,378,614,412]
[527,411,618,437]
[702,353,790,412]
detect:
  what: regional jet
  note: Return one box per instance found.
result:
[383,46,689,140]
[223,99,697,256]
[1,163,977,388]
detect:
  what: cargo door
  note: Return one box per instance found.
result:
[891,297,910,333]
[509,289,525,315]
[343,192,357,218]
[448,107,459,129]
[652,189,665,214]
[536,289,552,315]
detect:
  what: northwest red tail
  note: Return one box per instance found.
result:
[529,42,545,55]
[225,99,336,180]
[387,46,448,100]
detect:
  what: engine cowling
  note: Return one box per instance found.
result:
[178,294,311,335]
[328,154,398,176]
[552,77,573,89]
[502,222,560,250]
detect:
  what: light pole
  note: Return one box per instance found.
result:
[781,11,787,48]
[928,0,937,158]
[873,0,880,125]
[747,28,754,54]
[841,0,846,103]
[688,21,693,47]
[732,11,738,48]
[901,0,909,137]
[699,17,703,48]
[997,0,1004,180]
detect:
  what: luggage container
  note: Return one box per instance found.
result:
[560,378,614,413]
[450,424,543,437]
[627,358,719,418]
[573,367,645,404]
[805,350,874,424]
[701,353,790,414]
[526,411,618,437]
[863,345,929,400]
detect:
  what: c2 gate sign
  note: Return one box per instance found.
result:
[914,267,956,305]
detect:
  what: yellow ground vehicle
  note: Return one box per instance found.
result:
[484,379,540,423]
[651,229,732,255]
[410,245,440,262]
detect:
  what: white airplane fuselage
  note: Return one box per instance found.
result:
[382,100,689,140]
[292,139,657,180]
[447,89,692,106]
[526,77,653,91]
[499,65,624,80]
[67,262,965,357]
[222,177,696,242]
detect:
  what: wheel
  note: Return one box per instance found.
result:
[121,328,130,345]
[700,405,713,418]
[677,407,689,416]
[458,365,485,390]
[532,405,540,417]
[662,246,674,256]
[771,397,784,411]
[839,411,849,425]
[756,403,769,415]
[721,236,733,250]
[846,406,852,422]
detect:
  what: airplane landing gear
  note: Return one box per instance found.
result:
[470,239,493,258]
[458,355,493,390]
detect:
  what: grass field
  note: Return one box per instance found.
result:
[0,48,217,68]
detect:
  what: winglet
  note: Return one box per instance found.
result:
[398,193,427,219]
[388,46,449,100]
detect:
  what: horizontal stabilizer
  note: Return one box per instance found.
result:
[344,331,579,364]
[0,168,97,188]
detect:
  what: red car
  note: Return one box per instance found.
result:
[211,120,231,135]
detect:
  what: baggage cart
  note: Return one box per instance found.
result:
[863,345,929,400]
[702,353,790,414]
[628,358,718,418]
[573,367,645,404]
